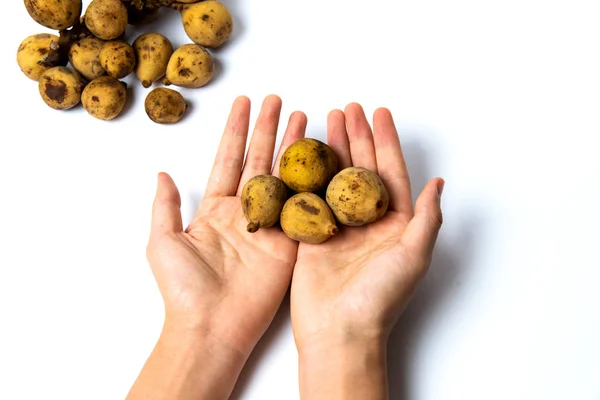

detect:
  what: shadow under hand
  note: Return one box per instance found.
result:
[386,138,482,400]
[230,293,292,400]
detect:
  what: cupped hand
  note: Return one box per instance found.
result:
[146,95,307,357]
[291,104,445,350]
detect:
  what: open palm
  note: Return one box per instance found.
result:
[147,95,307,355]
[291,104,444,347]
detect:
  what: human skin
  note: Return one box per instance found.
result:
[126,95,308,400]
[291,104,444,400]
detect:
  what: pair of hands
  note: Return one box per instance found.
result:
[129,95,444,400]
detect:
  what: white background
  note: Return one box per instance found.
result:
[1,0,599,399]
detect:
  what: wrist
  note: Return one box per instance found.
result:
[298,333,389,400]
[154,320,248,400]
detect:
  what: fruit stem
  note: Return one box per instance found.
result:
[329,225,339,236]
[142,80,152,88]
[247,222,259,233]
[162,77,172,86]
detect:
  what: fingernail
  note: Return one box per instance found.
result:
[437,179,445,197]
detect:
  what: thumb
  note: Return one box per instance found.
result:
[402,178,444,261]
[151,172,183,236]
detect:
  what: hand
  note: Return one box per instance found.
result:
[128,95,307,400]
[291,104,444,399]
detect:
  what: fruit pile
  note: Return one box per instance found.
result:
[242,139,390,244]
[18,0,233,123]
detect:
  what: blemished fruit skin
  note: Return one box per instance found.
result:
[280,193,338,244]
[85,0,128,40]
[68,37,106,81]
[81,76,127,120]
[145,88,187,124]
[100,41,136,79]
[280,138,338,194]
[38,66,84,110]
[326,167,390,227]
[241,175,288,233]
[24,0,82,30]
[182,1,233,48]
[163,44,214,88]
[133,33,174,88]
[17,34,64,81]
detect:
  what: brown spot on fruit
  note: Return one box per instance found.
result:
[202,14,209,21]
[45,80,67,103]
[179,68,191,77]
[297,200,320,215]
[92,96,99,102]
[376,200,383,209]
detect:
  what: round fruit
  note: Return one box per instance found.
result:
[81,76,127,120]
[280,138,338,193]
[182,1,233,48]
[280,193,338,244]
[144,88,187,124]
[100,41,136,79]
[24,0,82,30]
[85,0,128,40]
[326,167,390,226]
[163,44,214,88]
[241,175,288,233]
[68,37,105,81]
[38,66,84,110]
[17,34,65,81]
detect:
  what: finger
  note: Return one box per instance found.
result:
[402,178,445,262]
[272,111,308,178]
[345,103,377,172]
[373,107,413,215]
[204,96,251,199]
[151,172,183,236]
[327,109,352,169]
[237,95,283,194]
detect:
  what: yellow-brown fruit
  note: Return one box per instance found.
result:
[182,1,233,48]
[326,167,390,227]
[100,41,136,79]
[17,34,64,81]
[85,0,128,40]
[24,0,82,30]
[163,44,214,88]
[81,76,127,120]
[68,37,105,81]
[133,33,173,88]
[280,193,338,244]
[145,88,187,124]
[38,66,84,110]
[241,175,288,233]
[280,138,338,193]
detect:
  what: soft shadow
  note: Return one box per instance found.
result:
[119,84,136,118]
[180,97,196,123]
[386,138,481,400]
[230,293,291,400]
[210,57,224,86]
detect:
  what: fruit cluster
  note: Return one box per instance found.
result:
[18,0,233,123]
[242,139,390,244]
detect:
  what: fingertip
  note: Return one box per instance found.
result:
[328,109,345,121]
[374,107,393,120]
[263,94,283,107]
[344,102,364,115]
[234,95,250,107]
[290,110,308,124]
